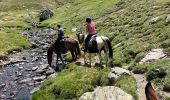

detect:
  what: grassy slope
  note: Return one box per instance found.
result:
[33,0,169,99]
[32,63,110,100]
[33,63,137,100]
[1,0,170,99]
[0,0,58,56]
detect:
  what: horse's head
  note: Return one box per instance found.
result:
[76,32,85,45]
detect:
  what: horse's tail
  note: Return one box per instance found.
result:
[47,45,53,67]
[75,40,81,57]
[105,38,113,58]
[145,82,159,100]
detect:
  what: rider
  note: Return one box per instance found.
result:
[55,24,65,48]
[84,17,96,51]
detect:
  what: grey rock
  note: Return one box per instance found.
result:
[39,7,53,22]
[19,78,32,83]
[46,68,55,76]
[33,75,46,81]
[0,83,5,89]
[166,14,170,23]
[108,67,130,84]
[32,66,38,71]
[16,71,22,77]
[35,64,49,74]
[140,48,166,64]
[30,87,40,94]
[79,86,134,100]
[149,17,159,24]
[0,94,6,99]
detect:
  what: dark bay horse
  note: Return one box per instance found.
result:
[47,37,81,66]
[76,32,113,67]
[145,82,159,100]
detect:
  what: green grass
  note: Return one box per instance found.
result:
[133,59,170,92]
[0,31,30,56]
[115,75,138,100]
[32,63,110,100]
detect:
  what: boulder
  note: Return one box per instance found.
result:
[108,67,130,84]
[139,48,166,64]
[166,14,170,23]
[39,7,53,22]
[79,86,134,100]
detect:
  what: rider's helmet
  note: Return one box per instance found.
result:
[86,17,92,23]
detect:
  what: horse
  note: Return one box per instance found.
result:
[47,37,81,67]
[145,82,159,100]
[76,32,113,67]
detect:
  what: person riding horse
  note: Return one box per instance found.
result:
[55,24,65,48]
[84,17,96,52]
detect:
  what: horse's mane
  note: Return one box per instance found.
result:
[145,82,159,100]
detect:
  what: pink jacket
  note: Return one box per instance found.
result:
[86,22,96,35]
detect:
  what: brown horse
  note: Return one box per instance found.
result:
[47,37,81,67]
[145,82,159,100]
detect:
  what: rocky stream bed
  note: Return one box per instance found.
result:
[0,29,58,100]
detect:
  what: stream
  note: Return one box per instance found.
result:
[0,29,57,100]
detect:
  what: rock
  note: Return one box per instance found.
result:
[149,17,159,25]
[16,71,22,77]
[139,48,166,64]
[39,7,53,22]
[35,64,49,74]
[18,66,23,70]
[30,87,40,94]
[113,42,122,48]
[0,94,6,99]
[19,78,32,83]
[22,57,26,60]
[32,66,38,71]
[48,73,58,78]
[108,67,130,84]
[166,14,170,23]
[33,75,46,81]
[0,83,5,89]
[79,86,134,100]
[46,68,55,76]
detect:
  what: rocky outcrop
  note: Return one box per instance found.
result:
[39,7,53,22]
[108,67,130,84]
[79,86,134,100]
[139,48,166,64]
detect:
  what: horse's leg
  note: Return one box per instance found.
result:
[71,51,75,61]
[89,53,92,66]
[84,52,87,64]
[98,52,102,66]
[105,50,108,67]
[59,54,64,64]
[56,54,59,66]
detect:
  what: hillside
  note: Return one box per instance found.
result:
[0,0,170,100]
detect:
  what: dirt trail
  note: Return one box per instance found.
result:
[132,74,147,100]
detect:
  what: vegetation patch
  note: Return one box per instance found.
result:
[32,63,110,100]
[133,59,170,92]
[115,75,138,100]
[0,31,30,56]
